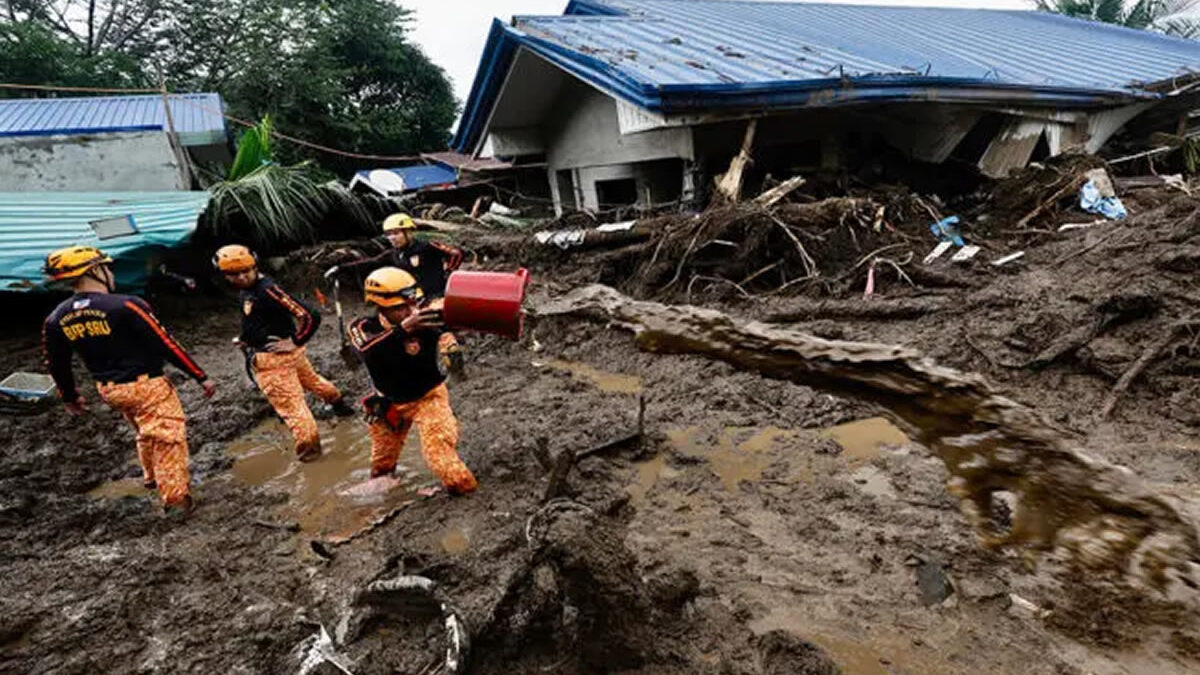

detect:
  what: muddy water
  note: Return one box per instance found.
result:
[822,417,910,462]
[542,285,1200,591]
[665,426,795,492]
[227,418,434,542]
[439,526,470,555]
[545,359,643,394]
[87,477,150,500]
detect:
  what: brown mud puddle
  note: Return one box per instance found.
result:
[822,417,910,462]
[227,418,434,541]
[87,476,150,500]
[657,426,796,493]
[543,358,643,394]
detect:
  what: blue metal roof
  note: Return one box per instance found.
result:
[0,192,211,292]
[454,1,1200,151]
[352,163,459,194]
[0,93,228,144]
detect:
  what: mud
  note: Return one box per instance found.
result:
[540,285,1200,592]
[3,174,1200,673]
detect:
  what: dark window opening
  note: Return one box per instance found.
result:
[596,178,638,208]
[1031,132,1051,162]
[556,170,577,210]
[950,113,1007,164]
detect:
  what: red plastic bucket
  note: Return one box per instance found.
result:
[442,268,531,340]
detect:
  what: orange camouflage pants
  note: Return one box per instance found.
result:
[96,376,190,506]
[368,383,477,494]
[254,347,342,456]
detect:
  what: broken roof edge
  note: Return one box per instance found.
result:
[452,17,1156,153]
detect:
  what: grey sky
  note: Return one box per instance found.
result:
[400,0,1035,106]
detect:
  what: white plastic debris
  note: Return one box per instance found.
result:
[951,245,981,263]
[596,220,636,233]
[991,251,1025,267]
[923,241,953,264]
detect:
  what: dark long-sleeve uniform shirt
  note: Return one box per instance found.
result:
[238,276,321,350]
[43,292,208,402]
[348,316,446,403]
[341,239,464,298]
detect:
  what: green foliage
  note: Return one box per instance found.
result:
[0,22,147,96]
[0,0,458,174]
[206,162,368,250]
[227,116,274,181]
[1035,0,1200,36]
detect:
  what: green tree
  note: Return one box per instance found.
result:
[0,0,459,173]
[0,21,147,95]
[2,0,171,58]
[1035,0,1200,38]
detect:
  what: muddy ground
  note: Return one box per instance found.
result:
[3,170,1200,674]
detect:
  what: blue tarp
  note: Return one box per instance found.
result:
[0,192,211,292]
[454,1,1200,151]
[351,164,459,195]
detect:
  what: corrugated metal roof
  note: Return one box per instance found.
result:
[0,93,228,144]
[546,2,1200,92]
[349,164,460,196]
[454,1,1200,151]
[0,192,210,292]
[422,151,513,172]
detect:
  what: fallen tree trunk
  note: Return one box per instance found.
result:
[537,285,1200,592]
[764,297,953,323]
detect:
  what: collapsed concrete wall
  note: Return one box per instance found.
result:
[0,131,186,192]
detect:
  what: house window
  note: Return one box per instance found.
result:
[596,178,637,208]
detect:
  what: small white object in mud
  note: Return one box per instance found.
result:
[991,251,1025,267]
[923,241,953,264]
[951,245,981,263]
[1007,594,1051,620]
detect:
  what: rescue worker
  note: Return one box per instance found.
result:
[214,244,354,462]
[42,246,214,513]
[327,214,467,375]
[350,267,477,495]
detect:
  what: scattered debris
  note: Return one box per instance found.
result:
[991,251,1025,267]
[923,241,953,264]
[1058,219,1106,232]
[1008,594,1052,620]
[714,119,757,203]
[930,215,965,246]
[1080,178,1128,220]
[950,245,981,263]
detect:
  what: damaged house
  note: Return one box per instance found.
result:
[453,0,1200,214]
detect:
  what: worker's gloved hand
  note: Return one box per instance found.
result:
[200,379,217,399]
[324,265,339,280]
[401,308,444,334]
[64,397,87,416]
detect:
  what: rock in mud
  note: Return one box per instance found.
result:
[757,630,841,675]
[914,557,955,607]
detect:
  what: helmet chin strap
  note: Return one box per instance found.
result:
[87,265,115,292]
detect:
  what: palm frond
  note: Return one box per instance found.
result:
[208,163,337,248]
[226,116,274,182]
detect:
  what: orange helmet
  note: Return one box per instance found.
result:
[44,246,113,281]
[364,267,423,307]
[213,244,257,273]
